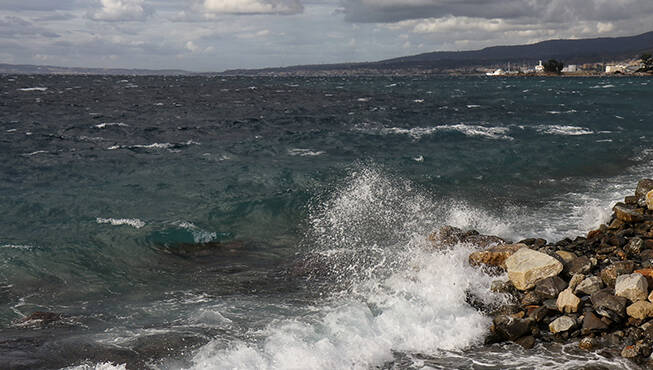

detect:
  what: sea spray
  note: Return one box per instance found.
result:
[190,167,509,369]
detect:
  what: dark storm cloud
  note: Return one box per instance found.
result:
[341,0,653,23]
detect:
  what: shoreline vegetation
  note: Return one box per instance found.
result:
[452,179,653,367]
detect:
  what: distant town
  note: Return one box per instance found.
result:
[482,56,651,76]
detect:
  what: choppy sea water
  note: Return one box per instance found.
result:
[1,75,652,369]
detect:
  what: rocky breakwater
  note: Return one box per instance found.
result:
[465,179,653,366]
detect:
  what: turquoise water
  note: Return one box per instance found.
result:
[1,75,652,369]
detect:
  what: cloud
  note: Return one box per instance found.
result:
[341,0,653,24]
[90,0,152,21]
[0,0,77,11]
[199,0,304,15]
[0,16,60,38]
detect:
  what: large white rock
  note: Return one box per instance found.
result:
[549,316,576,334]
[505,248,564,290]
[615,273,649,302]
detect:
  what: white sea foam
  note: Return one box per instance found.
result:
[466,104,481,108]
[190,168,507,370]
[375,124,512,141]
[96,218,145,229]
[412,155,424,162]
[413,99,424,103]
[95,122,128,129]
[172,221,217,243]
[17,87,47,92]
[536,125,594,136]
[545,110,577,114]
[63,362,127,370]
[288,148,326,157]
[1,244,33,250]
[22,150,48,156]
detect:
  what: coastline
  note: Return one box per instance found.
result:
[460,179,653,367]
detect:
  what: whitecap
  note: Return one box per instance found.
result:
[172,221,217,243]
[6,129,17,133]
[288,148,326,157]
[601,84,615,88]
[17,87,47,92]
[357,97,371,102]
[94,122,128,129]
[96,218,145,229]
[535,125,593,136]
[466,104,481,108]
[1,244,33,250]
[373,124,512,141]
[413,155,424,162]
[413,99,424,103]
[22,150,48,156]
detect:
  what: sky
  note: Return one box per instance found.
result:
[1,0,653,72]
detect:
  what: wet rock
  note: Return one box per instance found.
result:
[528,306,549,323]
[635,179,653,202]
[600,261,635,288]
[650,290,653,302]
[579,336,598,351]
[567,256,592,275]
[625,237,644,256]
[492,315,531,341]
[464,234,507,249]
[521,291,541,305]
[505,248,563,290]
[428,225,465,248]
[549,316,576,334]
[557,289,581,313]
[581,312,609,335]
[575,276,603,296]
[16,312,64,328]
[621,341,651,359]
[647,190,653,211]
[615,273,648,302]
[468,243,525,269]
[622,344,639,358]
[613,203,647,223]
[490,279,515,294]
[626,301,653,320]
[592,290,628,321]
[534,276,567,300]
[514,335,536,349]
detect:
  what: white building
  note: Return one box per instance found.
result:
[562,64,577,73]
[605,64,627,73]
[535,60,544,73]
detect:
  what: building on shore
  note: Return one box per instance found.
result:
[562,64,577,73]
[605,64,627,73]
[535,60,544,73]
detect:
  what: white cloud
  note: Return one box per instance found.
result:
[91,0,149,21]
[200,0,303,15]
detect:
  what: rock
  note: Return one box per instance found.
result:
[575,276,603,296]
[600,261,635,288]
[521,291,541,305]
[626,301,653,320]
[428,225,465,248]
[567,256,592,275]
[464,234,507,249]
[549,316,576,334]
[555,251,576,264]
[534,276,567,300]
[581,312,608,335]
[647,190,653,210]
[650,290,653,303]
[490,280,515,294]
[591,290,628,321]
[528,306,549,323]
[622,345,639,358]
[16,311,64,328]
[612,203,646,223]
[505,248,563,290]
[615,273,648,302]
[568,274,585,291]
[579,336,597,351]
[625,237,644,256]
[634,268,653,287]
[557,289,581,313]
[493,315,531,341]
[636,179,653,201]
[469,243,525,269]
[514,335,536,349]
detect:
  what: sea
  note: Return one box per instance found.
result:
[1,74,652,369]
